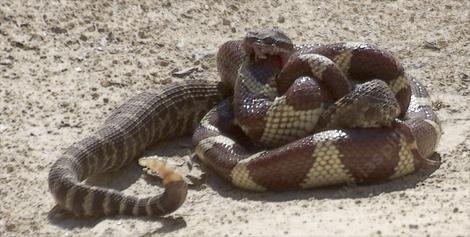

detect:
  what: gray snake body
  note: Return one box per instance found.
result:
[48,82,223,216]
[48,29,441,216]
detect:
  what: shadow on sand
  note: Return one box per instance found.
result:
[46,138,194,231]
[47,206,187,233]
[47,136,441,231]
[47,161,187,232]
[203,152,442,203]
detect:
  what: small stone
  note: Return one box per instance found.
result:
[6,165,14,173]
[103,98,109,103]
[0,124,9,133]
[0,59,13,65]
[453,207,459,213]
[50,26,67,34]
[59,102,70,108]
[159,78,172,85]
[138,31,148,39]
[222,18,230,25]
[140,4,149,12]
[159,60,170,67]
[65,40,76,46]
[57,121,71,128]
[87,25,95,32]
[5,221,16,231]
[176,41,185,50]
[459,73,469,81]
[171,67,197,78]
[50,65,68,74]
[11,41,39,51]
[192,47,217,62]
[409,224,419,229]
[229,4,238,11]
[91,93,99,100]
[181,13,192,19]
[78,52,88,61]
[79,34,88,41]
[99,80,125,88]
[277,16,285,23]
[100,80,111,87]
[413,62,425,69]
[75,67,82,72]
[423,41,441,51]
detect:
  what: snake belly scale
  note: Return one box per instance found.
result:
[48,29,441,216]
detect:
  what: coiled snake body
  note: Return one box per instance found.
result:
[48,29,441,216]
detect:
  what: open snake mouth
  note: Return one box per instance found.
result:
[248,42,293,69]
[243,29,295,69]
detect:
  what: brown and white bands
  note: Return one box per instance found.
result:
[48,28,441,217]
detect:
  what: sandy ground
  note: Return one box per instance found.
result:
[1,0,469,236]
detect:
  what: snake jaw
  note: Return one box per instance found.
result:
[243,28,294,64]
[249,43,293,67]
[253,45,268,60]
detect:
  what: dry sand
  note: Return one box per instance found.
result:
[0,0,469,236]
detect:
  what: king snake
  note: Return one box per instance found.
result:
[48,28,441,216]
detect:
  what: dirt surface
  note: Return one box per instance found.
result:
[1,0,469,236]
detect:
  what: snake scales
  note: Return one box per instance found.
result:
[48,29,441,217]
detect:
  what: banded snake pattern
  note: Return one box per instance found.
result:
[48,28,441,216]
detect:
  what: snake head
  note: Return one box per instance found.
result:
[243,28,294,64]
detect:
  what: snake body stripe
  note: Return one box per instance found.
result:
[193,29,441,192]
[48,81,224,216]
[193,78,440,191]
